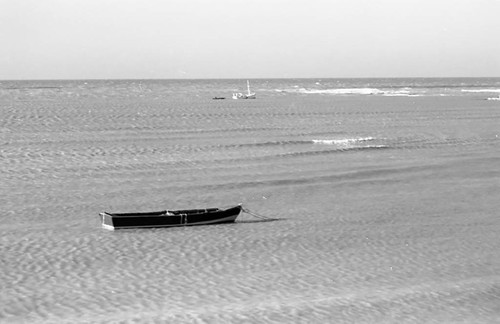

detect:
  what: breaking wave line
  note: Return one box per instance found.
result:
[312,137,376,145]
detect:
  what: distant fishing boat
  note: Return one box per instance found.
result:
[233,80,256,99]
[99,205,242,230]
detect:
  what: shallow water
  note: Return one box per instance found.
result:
[1,79,500,323]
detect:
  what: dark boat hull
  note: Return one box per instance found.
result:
[99,205,242,230]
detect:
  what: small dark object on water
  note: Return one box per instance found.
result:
[99,205,242,230]
[212,97,226,100]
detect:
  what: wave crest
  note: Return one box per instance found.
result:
[312,137,376,145]
[276,87,420,96]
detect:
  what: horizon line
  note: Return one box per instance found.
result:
[2,76,500,82]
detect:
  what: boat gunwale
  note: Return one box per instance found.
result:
[100,205,241,218]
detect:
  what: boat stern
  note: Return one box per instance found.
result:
[99,212,116,230]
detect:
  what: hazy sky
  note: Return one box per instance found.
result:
[2,0,500,79]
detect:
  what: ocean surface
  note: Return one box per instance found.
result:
[1,78,500,323]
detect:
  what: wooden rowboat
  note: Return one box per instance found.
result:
[99,205,242,230]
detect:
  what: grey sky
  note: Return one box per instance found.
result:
[2,0,500,79]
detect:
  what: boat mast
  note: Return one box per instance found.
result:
[247,80,251,95]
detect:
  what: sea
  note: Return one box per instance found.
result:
[1,78,500,323]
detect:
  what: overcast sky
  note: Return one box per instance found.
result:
[2,0,500,80]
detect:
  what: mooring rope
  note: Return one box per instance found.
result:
[241,206,279,221]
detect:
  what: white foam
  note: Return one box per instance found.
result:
[312,137,375,145]
[381,89,421,97]
[462,89,500,93]
[299,88,383,95]
[279,87,421,96]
